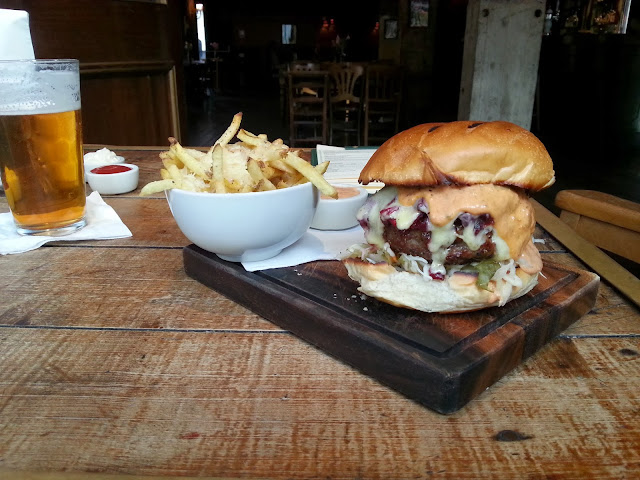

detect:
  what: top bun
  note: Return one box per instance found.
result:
[359,121,555,191]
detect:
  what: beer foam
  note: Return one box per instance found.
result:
[0,69,80,115]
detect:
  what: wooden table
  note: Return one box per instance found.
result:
[1,147,639,479]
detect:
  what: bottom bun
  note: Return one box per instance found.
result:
[343,258,539,313]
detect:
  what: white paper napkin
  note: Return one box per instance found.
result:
[241,226,365,272]
[0,9,35,60]
[0,192,132,255]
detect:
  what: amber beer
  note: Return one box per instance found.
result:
[0,60,86,236]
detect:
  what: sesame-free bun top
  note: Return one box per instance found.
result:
[359,121,555,191]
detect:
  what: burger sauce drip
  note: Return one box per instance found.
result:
[517,240,543,275]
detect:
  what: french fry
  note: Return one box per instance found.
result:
[160,151,182,169]
[201,148,214,176]
[170,142,208,179]
[281,171,302,186]
[213,112,242,147]
[256,179,276,191]
[294,163,329,185]
[268,158,296,174]
[282,152,338,198]
[238,182,254,193]
[140,179,176,196]
[237,129,264,147]
[166,164,183,188]
[258,162,277,180]
[211,144,226,193]
[247,158,263,183]
[315,161,330,175]
[162,158,178,170]
[183,148,207,160]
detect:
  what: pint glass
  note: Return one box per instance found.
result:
[0,59,86,236]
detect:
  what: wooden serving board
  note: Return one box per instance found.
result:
[183,245,599,414]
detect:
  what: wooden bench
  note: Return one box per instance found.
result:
[555,190,640,264]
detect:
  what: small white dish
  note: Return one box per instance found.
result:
[311,184,368,230]
[86,163,139,195]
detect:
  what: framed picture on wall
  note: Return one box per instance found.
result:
[583,0,632,33]
[410,0,430,28]
[384,19,398,39]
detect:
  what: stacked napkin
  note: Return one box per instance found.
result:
[241,226,365,272]
[0,9,35,60]
[0,192,132,255]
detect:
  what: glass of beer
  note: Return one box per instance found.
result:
[0,59,86,236]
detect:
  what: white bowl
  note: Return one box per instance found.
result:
[166,182,319,262]
[311,184,368,230]
[86,163,139,195]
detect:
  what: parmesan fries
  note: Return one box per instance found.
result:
[140,113,337,198]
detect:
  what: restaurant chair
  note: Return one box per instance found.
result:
[362,64,404,146]
[280,61,323,129]
[287,69,329,147]
[555,189,640,265]
[328,63,365,146]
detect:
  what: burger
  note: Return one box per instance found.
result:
[342,120,555,313]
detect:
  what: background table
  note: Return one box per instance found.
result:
[1,147,639,479]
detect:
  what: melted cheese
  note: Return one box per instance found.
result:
[357,186,397,249]
[222,147,254,188]
[396,184,535,259]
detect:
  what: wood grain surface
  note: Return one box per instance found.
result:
[0,149,639,479]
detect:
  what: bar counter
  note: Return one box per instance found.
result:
[1,147,639,479]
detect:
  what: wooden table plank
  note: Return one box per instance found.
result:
[0,248,276,331]
[0,328,638,478]
[0,240,637,335]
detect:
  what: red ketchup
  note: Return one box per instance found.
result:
[91,165,132,174]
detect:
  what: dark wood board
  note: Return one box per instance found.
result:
[183,245,600,414]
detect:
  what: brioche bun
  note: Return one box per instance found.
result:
[359,121,555,191]
[343,257,539,313]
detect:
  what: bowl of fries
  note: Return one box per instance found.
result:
[166,182,317,261]
[141,113,338,262]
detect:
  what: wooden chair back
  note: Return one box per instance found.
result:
[555,189,640,265]
[327,63,364,145]
[363,64,404,146]
[287,70,329,147]
[328,63,365,103]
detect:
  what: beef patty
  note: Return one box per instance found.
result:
[382,212,496,264]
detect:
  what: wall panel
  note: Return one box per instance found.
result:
[0,0,185,145]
